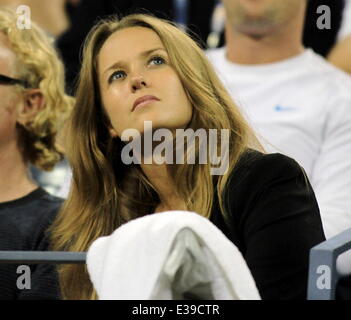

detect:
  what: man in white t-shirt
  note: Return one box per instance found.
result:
[207,0,351,243]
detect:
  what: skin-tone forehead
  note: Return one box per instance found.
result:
[0,32,17,76]
[98,26,166,79]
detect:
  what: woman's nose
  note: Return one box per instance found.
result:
[131,75,147,92]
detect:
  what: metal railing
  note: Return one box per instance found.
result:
[0,251,86,264]
[307,227,351,300]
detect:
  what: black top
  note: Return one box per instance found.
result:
[210,150,326,300]
[0,151,325,300]
[0,188,63,300]
[336,274,351,300]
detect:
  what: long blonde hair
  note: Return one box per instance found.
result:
[50,14,262,299]
[0,8,73,170]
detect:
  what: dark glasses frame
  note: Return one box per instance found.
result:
[0,74,29,88]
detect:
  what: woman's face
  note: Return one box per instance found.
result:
[98,26,193,138]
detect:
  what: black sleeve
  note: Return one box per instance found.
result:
[227,153,326,300]
[336,274,351,300]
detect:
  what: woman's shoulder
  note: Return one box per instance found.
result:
[230,149,305,187]
[220,150,324,300]
[223,149,310,207]
[221,149,321,240]
[236,148,302,172]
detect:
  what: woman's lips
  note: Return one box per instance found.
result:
[132,95,160,111]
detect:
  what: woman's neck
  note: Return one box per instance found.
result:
[140,163,186,212]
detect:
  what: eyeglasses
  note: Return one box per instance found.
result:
[0,74,29,88]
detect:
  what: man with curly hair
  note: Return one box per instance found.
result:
[0,8,73,299]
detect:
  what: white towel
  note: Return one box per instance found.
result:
[86,210,261,300]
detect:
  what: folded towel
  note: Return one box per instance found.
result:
[86,210,261,300]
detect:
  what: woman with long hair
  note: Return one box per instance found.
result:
[50,14,325,300]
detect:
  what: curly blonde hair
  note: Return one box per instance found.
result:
[0,8,74,170]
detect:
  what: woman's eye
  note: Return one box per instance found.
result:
[108,70,126,83]
[149,56,165,66]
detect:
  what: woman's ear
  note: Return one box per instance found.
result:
[17,89,45,126]
[109,127,118,138]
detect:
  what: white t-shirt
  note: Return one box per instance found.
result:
[207,47,351,241]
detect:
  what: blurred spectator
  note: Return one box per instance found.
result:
[207,0,351,289]
[0,8,72,299]
[0,0,79,37]
[0,0,79,197]
[207,0,351,244]
[206,0,346,55]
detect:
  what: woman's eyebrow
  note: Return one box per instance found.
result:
[103,48,167,76]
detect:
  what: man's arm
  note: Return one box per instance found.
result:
[310,94,351,239]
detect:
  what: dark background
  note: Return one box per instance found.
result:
[56,0,345,93]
